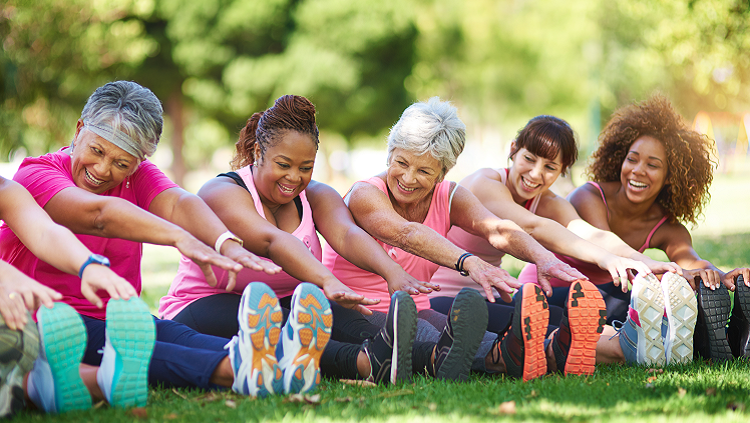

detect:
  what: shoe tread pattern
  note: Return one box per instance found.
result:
[565,280,606,375]
[518,285,549,381]
[241,283,283,397]
[285,285,332,394]
[392,292,417,384]
[697,283,732,361]
[661,273,697,364]
[634,274,666,366]
[435,288,487,382]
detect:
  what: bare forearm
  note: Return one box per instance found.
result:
[164,194,230,248]
[30,225,91,275]
[265,235,339,289]
[527,219,612,265]
[484,220,556,265]
[335,227,405,281]
[383,222,466,270]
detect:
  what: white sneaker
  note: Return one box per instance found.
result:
[28,303,91,413]
[619,273,666,366]
[226,282,284,397]
[661,272,697,364]
[96,297,155,408]
[278,283,332,394]
[0,311,39,418]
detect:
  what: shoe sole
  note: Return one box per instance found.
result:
[564,280,606,376]
[734,277,750,357]
[37,303,91,412]
[661,273,697,364]
[518,284,549,382]
[106,298,156,408]
[238,283,284,397]
[390,292,417,384]
[0,311,39,418]
[632,274,666,366]
[436,288,487,382]
[283,284,332,394]
[697,283,732,361]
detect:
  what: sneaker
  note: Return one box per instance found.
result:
[433,288,487,381]
[278,283,332,394]
[618,273,666,366]
[362,290,417,384]
[728,275,750,358]
[694,278,732,361]
[0,311,39,419]
[551,280,606,375]
[494,284,549,381]
[226,282,284,397]
[97,297,156,408]
[29,303,91,413]
[660,272,697,364]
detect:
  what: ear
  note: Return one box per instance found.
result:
[72,119,85,147]
[508,141,517,161]
[253,144,262,164]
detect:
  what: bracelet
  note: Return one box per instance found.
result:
[214,231,243,253]
[78,254,110,278]
[454,252,474,276]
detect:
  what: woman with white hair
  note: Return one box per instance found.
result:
[0,80,287,411]
[323,97,604,381]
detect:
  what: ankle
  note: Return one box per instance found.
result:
[356,350,371,378]
[484,343,506,373]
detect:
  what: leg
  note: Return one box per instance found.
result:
[171,293,242,339]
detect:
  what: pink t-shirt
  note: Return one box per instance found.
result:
[159,165,322,320]
[430,168,541,298]
[0,148,177,320]
[517,181,669,287]
[322,177,452,313]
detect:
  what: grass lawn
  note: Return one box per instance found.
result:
[13,172,750,422]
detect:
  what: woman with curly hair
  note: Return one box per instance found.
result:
[522,95,749,365]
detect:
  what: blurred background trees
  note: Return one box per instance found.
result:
[2,0,748,188]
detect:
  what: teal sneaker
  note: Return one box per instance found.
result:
[29,303,91,413]
[96,297,155,408]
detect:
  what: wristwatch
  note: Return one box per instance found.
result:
[78,254,111,278]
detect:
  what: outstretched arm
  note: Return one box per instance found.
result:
[0,177,133,308]
[307,181,437,296]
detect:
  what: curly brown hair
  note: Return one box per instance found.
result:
[587,94,717,225]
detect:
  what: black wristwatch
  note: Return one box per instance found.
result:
[78,254,111,278]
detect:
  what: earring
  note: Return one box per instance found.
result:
[126,177,130,189]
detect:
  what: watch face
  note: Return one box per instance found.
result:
[91,254,111,266]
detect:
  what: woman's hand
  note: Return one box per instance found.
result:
[682,268,722,290]
[640,257,683,277]
[174,233,243,288]
[220,242,282,291]
[322,279,381,315]
[598,255,653,293]
[0,266,62,330]
[721,267,750,292]
[463,256,521,303]
[534,255,587,296]
[80,264,137,308]
[385,271,439,296]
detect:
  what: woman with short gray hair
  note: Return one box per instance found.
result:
[322,97,590,380]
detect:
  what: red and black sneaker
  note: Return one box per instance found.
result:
[552,280,606,376]
[494,283,549,381]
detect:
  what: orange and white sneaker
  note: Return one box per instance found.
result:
[226,282,284,397]
[495,283,549,381]
[278,283,332,394]
[551,280,607,375]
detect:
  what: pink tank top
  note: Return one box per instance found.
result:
[159,165,322,319]
[517,181,669,287]
[430,168,540,298]
[322,177,452,312]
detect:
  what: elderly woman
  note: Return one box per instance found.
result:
[0,175,137,417]
[0,81,285,410]
[323,97,605,382]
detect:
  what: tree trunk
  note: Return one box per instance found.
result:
[165,89,186,187]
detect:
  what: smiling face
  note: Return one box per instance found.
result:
[70,124,140,194]
[253,130,317,206]
[507,145,563,204]
[386,148,443,206]
[620,135,668,203]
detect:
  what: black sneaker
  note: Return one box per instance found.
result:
[694,278,732,361]
[0,312,39,419]
[433,288,487,381]
[494,284,549,381]
[728,275,750,358]
[362,291,416,384]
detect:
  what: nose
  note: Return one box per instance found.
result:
[529,162,543,179]
[286,167,302,183]
[93,160,110,177]
[403,168,418,183]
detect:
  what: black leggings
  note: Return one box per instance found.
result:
[172,293,434,379]
[430,295,564,337]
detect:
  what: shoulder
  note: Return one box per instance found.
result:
[568,182,606,206]
[305,180,343,201]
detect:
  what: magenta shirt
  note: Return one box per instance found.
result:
[159,165,322,320]
[0,148,177,320]
[322,177,452,313]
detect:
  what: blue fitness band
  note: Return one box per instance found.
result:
[78,254,111,278]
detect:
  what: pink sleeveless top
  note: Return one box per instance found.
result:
[430,168,540,298]
[159,165,322,319]
[517,181,669,287]
[322,177,452,312]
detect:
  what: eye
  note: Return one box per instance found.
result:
[626,157,636,163]
[116,162,129,169]
[91,147,102,155]
[545,165,558,171]
[301,166,313,172]
[276,162,290,169]
[524,155,534,162]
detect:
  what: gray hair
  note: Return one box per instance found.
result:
[79,81,163,159]
[386,97,466,177]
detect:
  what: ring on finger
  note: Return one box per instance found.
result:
[8,292,18,300]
